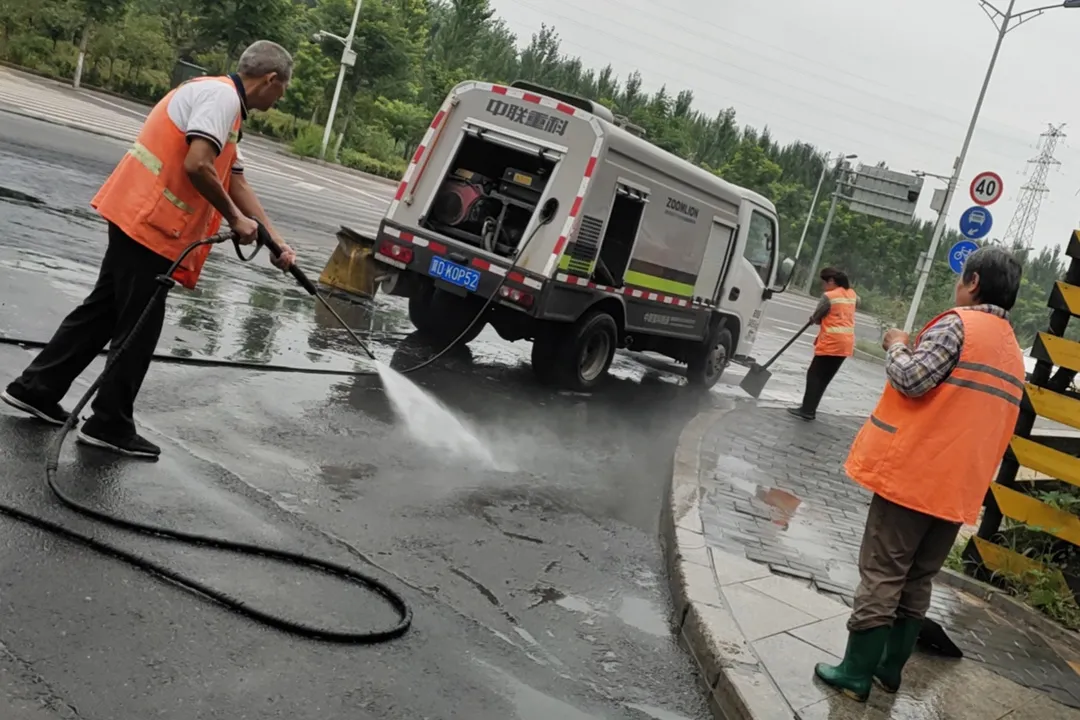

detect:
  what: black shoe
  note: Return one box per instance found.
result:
[1,383,71,426]
[76,419,161,459]
[787,407,815,421]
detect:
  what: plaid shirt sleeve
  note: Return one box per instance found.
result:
[884,313,964,397]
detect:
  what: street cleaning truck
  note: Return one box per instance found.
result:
[322,80,795,391]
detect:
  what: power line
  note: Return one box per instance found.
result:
[511,0,1047,153]
[1002,123,1066,249]
[506,2,1044,165]
[584,0,1043,149]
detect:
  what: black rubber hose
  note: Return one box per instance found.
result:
[0,207,560,639]
[0,231,412,643]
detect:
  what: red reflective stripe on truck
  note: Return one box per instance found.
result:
[552,236,568,256]
[569,197,583,218]
[522,93,542,104]
[556,103,576,115]
[492,85,508,95]
[472,258,490,271]
[430,110,446,129]
[394,181,407,201]
[411,145,425,164]
[508,271,525,284]
[584,157,597,178]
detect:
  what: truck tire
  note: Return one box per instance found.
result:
[553,310,618,392]
[408,282,486,347]
[687,324,733,389]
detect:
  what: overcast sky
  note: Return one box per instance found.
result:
[489,0,1078,255]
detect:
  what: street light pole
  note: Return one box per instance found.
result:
[793,155,830,265]
[319,0,363,161]
[801,159,856,295]
[901,0,1080,332]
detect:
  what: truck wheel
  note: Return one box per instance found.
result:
[554,310,618,391]
[687,325,733,389]
[408,282,486,347]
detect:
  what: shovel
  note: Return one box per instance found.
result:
[739,320,813,399]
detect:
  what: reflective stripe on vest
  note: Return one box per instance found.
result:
[815,287,857,356]
[127,142,193,213]
[844,308,1026,525]
[90,75,242,290]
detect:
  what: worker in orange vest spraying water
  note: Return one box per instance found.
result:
[813,245,1025,702]
[788,267,857,420]
[2,40,297,458]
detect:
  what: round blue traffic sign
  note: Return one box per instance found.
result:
[959,205,993,240]
[948,240,979,274]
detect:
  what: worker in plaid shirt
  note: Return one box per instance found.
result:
[814,245,1025,703]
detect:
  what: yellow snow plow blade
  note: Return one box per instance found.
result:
[319,227,383,299]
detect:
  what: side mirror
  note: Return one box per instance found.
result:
[774,256,795,291]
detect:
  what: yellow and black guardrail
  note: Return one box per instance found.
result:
[964,230,1080,599]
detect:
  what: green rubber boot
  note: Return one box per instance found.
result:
[813,626,891,702]
[873,618,922,693]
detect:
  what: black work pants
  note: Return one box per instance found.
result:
[11,223,172,437]
[798,354,846,415]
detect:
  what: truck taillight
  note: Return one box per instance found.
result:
[378,239,413,265]
[499,286,534,308]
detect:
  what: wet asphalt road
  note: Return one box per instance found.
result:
[0,109,901,719]
[0,110,724,719]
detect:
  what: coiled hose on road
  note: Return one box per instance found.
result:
[0,203,556,643]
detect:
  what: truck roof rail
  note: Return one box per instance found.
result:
[509,81,616,123]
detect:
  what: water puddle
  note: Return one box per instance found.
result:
[474,660,603,720]
[616,597,668,637]
[625,704,697,720]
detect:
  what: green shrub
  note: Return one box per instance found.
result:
[248,108,310,141]
[340,149,406,179]
[290,125,325,157]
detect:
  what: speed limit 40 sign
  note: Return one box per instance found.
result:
[970,171,1004,206]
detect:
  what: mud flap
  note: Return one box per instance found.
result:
[319,227,388,299]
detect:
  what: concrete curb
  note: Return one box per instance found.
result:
[270,150,400,187]
[935,567,1080,650]
[853,348,885,366]
[662,409,795,720]
[0,105,130,144]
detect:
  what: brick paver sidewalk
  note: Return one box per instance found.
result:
[689,405,1080,716]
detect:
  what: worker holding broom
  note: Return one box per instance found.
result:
[1,40,296,459]
[813,245,1025,702]
[788,267,857,420]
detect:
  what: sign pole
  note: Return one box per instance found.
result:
[901,0,1014,333]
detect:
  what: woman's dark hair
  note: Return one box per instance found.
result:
[961,246,1022,311]
[819,267,851,289]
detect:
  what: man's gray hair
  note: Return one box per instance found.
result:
[237,40,294,82]
[961,245,1023,311]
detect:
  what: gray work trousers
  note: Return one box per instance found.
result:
[848,493,962,632]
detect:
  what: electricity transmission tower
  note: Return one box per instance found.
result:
[1002,123,1066,248]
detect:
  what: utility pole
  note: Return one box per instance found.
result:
[319,0,362,161]
[901,0,1080,333]
[793,153,857,264]
[801,160,855,295]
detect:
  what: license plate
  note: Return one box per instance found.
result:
[429,256,480,292]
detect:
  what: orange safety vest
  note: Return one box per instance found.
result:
[91,76,242,290]
[844,308,1025,525]
[814,287,857,356]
